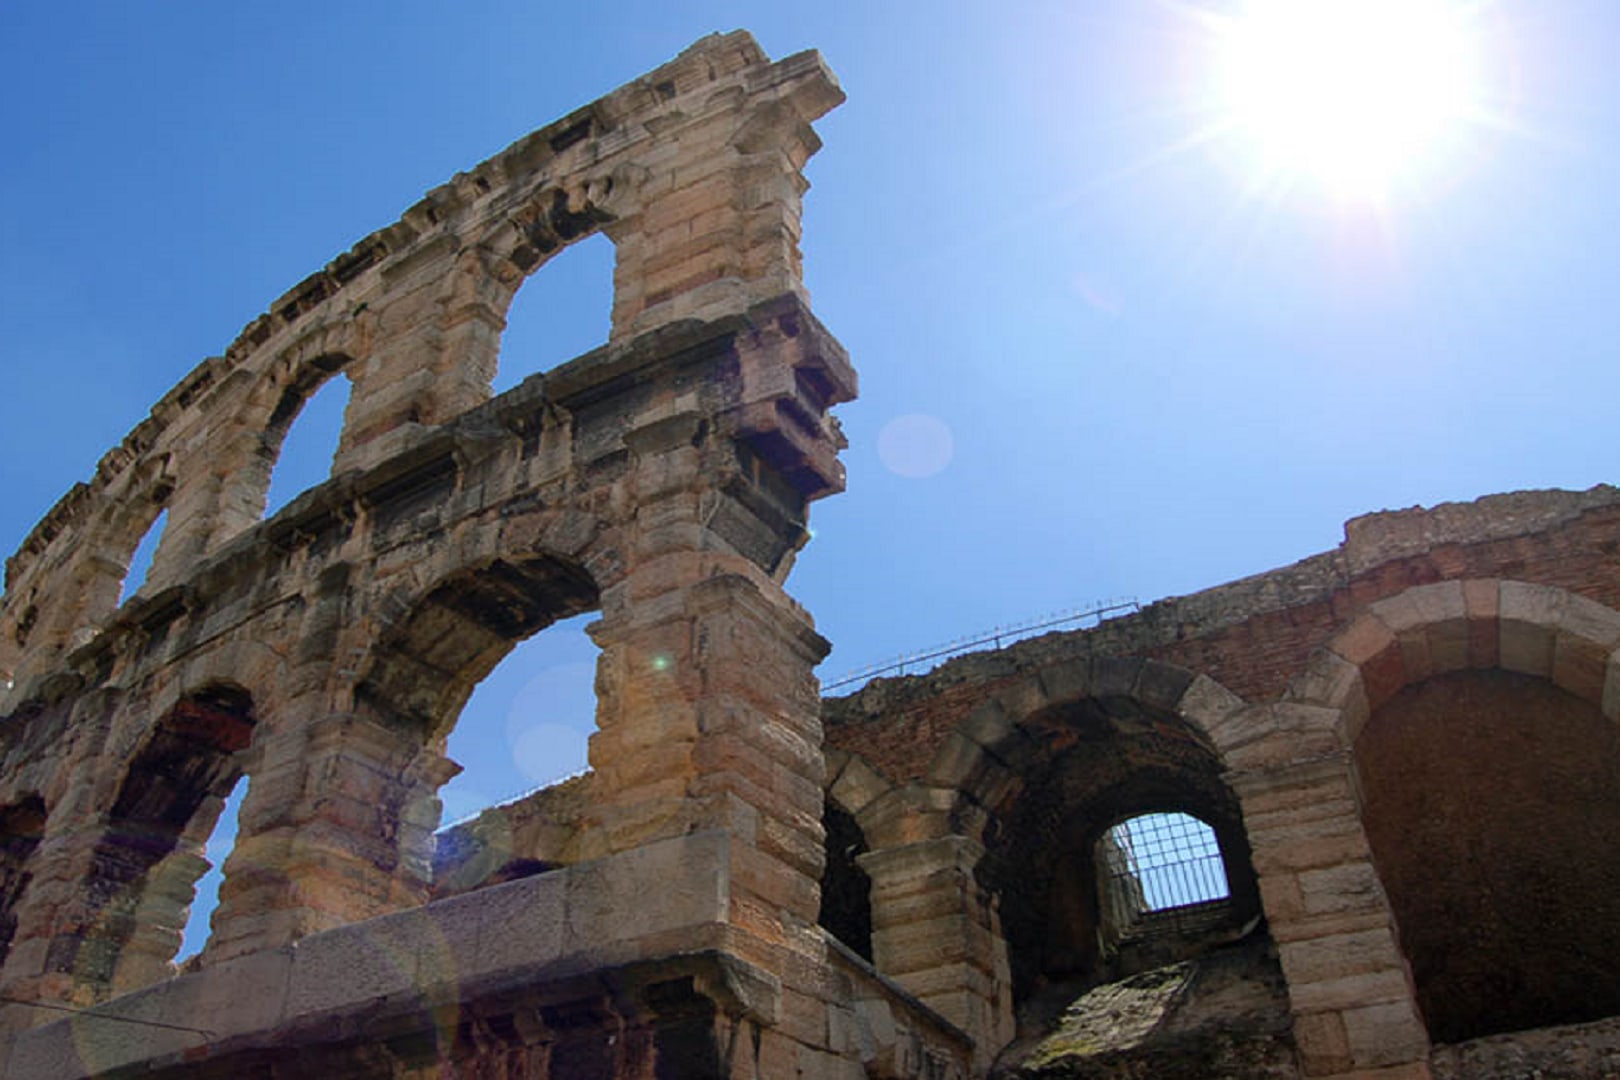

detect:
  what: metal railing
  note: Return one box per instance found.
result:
[823,598,1140,693]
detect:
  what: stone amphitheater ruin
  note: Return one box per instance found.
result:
[4,31,1620,1080]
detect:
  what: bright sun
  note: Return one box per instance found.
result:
[1215,0,1485,200]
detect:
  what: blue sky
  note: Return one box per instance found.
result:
[3,3,1619,944]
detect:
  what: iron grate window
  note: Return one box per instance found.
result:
[1102,812,1229,915]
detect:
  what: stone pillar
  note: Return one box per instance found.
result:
[205,712,456,963]
[1234,756,1431,1079]
[606,57,842,340]
[859,835,1013,1074]
[0,824,107,1027]
[335,248,515,474]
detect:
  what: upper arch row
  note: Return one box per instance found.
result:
[825,575,1620,838]
[0,32,843,692]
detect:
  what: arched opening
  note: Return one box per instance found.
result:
[356,555,601,897]
[439,610,598,822]
[117,506,168,606]
[0,797,46,969]
[1096,811,1231,943]
[175,779,248,966]
[263,367,351,517]
[818,801,873,962]
[976,693,1262,1025]
[67,685,255,996]
[493,231,614,394]
[1355,667,1620,1044]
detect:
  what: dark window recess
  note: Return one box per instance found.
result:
[1098,812,1230,937]
[818,803,873,962]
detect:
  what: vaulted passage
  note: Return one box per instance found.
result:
[1356,668,1620,1045]
[977,695,1261,1016]
[65,686,255,994]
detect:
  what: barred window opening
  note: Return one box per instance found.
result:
[1100,812,1229,927]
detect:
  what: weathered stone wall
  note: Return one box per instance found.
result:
[817,485,1620,1079]
[824,486,1620,786]
[0,32,935,1080]
[1357,668,1620,1044]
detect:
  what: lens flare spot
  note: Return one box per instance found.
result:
[877,413,955,479]
[511,723,590,786]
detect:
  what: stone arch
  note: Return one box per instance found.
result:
[201,336,362,548]
[355,551,602,741]
[1286,578,1620,740]
[954,660,1263,1012]
[1288,580,1620,1048]
[8,454,181,689]
[924,657,1250,828]
[57,683,256,998]
[199,549,608,949]
[838,659,1261,1067]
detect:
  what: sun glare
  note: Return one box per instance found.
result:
[1216,0,1484,200]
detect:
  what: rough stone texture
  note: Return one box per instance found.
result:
[996,937,1296,1079]
[1356,669,1620,1044]
[820,488,1620,1078]
[0,31,876,1080]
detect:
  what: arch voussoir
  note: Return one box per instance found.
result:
[1311,579,1620,747]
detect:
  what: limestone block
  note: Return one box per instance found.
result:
[283,893,480,1020]
[873,916,995,979]
[925,733,987,788]
[1286,968,1414,1013]
[828,754,893,817]
[860,836,982,897]
[1423,617,1470,677]
[1257,869,1306,924]
[1279,928,1406,985]
[1036,657,1090,706]
[1176,672,1248,735]
[1287,649,1362,708]
[958,699,1015,750]
[564,830,731,952]
[1498,580,1564,677]
[1331,615,1396,669]
[1296,861,1389,918]
[1217,703,1342,771]
[1247,811,1374,875]
[1605,651,1620,721]
[1340,998,1430,1069]
[5,947,291,1080]
[1367,590,1425,639]
[1088,656,1143,700]
[1553,630,1612,704]
[1557,590,1620,648]
[990,676,1048,722]
[1392,626,1433,686]
[1293,1009,1353,1076]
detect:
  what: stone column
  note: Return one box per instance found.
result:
[606,58,842,341]
[1234,755,1431,1079]
[859,835,1014,1074]
[0,823,108,1027]
[334,246,515,474]
[205,712,456,963]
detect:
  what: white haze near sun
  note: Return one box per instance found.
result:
[1208,0,1496,202]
